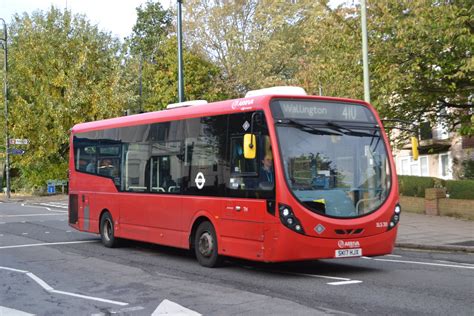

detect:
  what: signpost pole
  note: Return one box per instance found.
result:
[177,0,185,103]
[0,18,9,199]
[361,0,371,104]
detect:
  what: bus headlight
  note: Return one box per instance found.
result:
[279,204,305,235]
[388,204,401,231]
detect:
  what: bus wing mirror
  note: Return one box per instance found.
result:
[243,134,256,159]
[411,136,419,161]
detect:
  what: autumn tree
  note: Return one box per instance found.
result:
[123,0,225,113]
[368,0,473,136]
[7,7,130,189]
[184,0,306,97]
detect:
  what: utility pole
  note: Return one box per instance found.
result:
[0,18,10,199]
[177,0,185,102]
[361,0,371,103]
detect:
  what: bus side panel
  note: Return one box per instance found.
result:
[118,193,186,248]
[182,196,223,250]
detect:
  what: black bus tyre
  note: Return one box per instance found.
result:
[100,212,119,248]
[195,221,222,268]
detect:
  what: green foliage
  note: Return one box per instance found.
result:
[398,175,435,197]
[184,0,308,97]
[8,7,129,189]
[445,179,474,200]
[128,0,172,57]
[399,175,474,200]
[184,0,473,138]
[369,1,473,137]
[124,1,226,113]
[461,159,474,179]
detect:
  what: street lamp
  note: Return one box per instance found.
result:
[177,0,185,102]
[0,18,10,199]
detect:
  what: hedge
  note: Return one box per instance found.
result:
[445,179,474,200]
[398,175,436,198]
[398,175,474,200]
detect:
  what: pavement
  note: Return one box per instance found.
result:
[2,194,473,253]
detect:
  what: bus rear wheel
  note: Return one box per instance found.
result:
[100,212,119,248]
[194,221,222,268]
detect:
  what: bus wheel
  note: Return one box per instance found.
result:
[194,221,222,268]
[100,212,119,248]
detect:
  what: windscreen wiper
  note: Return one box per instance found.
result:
[326,122,377,137]
[278,119,343,136]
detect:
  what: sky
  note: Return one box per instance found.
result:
[1,0,173,40]
[1,0,351,41]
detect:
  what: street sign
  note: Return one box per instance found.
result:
[9,139,29,145]
[9,149,25,155]
[47,184,56,194]
[47,179,68,186]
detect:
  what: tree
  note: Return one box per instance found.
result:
[184,0,306,97]
[368,0,473,137]
[7,7,130,189]
[124,0,225,112]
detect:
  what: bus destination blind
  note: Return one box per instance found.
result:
[272,100,376,123]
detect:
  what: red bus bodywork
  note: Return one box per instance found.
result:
[69,94,399,263]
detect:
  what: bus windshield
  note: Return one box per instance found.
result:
[272,100,391,218]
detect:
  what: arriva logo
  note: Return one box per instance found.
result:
[231,99,254,110]
[337,240,360,249]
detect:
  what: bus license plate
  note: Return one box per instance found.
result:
[335,248,362,258]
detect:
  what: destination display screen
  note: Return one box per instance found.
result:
[271,99,376,123]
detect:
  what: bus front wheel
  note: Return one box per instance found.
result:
[100,212,119,248]
[194,221,222,268]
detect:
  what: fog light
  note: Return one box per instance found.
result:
[389,222,395,227]
[295,225,301,231]
[282,208,290,217]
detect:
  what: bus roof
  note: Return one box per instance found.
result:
[71,94,369,134]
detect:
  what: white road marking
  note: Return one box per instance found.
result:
[0,240,98,250]
[275,271,362,285]
[0,266,28,273]
[299,273,362,285]
[365,257,474,269]
[242,265,363,286]
[45,232,50,234]
[21,203,67,213]
[26,272,54,291]
[327,280,363,286]
[384,254,402,258]
[21,203,52,211]
[51,289,128,306]
[0,213,65,218]
[152,299,201,316]
[436,260,474,267]
[39,203,68,209]
[0,306,34,316]
[297,273,350,281]
[0,266,128,306]
[22,233,28,235]
[106,306,146,314]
